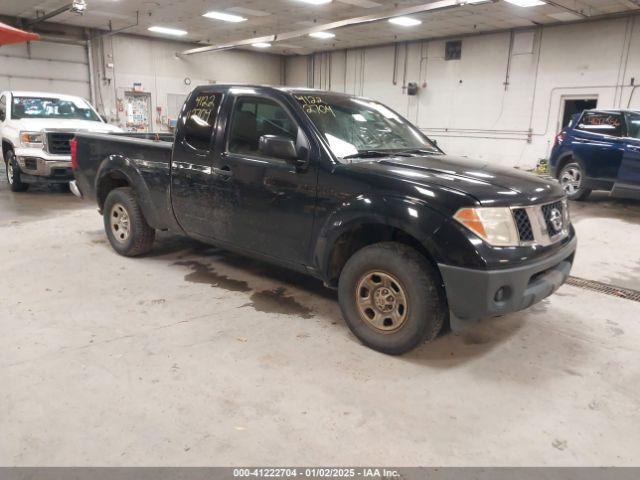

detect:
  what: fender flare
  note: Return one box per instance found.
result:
[313,194,447,283]
[95,155,166,230]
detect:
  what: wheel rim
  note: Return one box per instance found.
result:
[355,271,408,333]
[7,160,14,185]
[110,203,131,243]
[560,167,582,195]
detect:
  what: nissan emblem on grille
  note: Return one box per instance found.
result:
[549,208,563,233]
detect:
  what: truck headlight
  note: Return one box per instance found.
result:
[20,131,44,148]
[454,207,520,247]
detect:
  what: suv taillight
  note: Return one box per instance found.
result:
[554,132,565,147]
[70,137,78,169]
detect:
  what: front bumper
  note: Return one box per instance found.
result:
[438,234,577,322]
[15,153,73,183]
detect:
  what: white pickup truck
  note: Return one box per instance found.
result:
[0,91,121,191]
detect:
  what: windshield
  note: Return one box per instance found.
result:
[627,112,640,139]
[11,96,102,122]
[293,92,439,160]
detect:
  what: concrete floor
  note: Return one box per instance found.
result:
[1,170,640,466]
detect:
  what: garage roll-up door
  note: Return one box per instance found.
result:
[0,40,90,98]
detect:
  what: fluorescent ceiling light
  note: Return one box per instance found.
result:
[202,11,247,22]
[296,0,333,4]
[504,0,546,6]
[309,31,336,39]
[388,16,422,27]
[252,42,272,48]
[148,26,188,36]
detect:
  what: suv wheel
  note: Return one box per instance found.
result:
[5,150,29,192]
[103,187,155,256]
[338,242,447,355]
[559,161,591,201]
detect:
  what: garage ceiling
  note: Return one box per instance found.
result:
[1,0,639,55]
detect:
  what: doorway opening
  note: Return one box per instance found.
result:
[561,97,598,128]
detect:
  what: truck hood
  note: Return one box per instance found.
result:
[13,118,121,133]
[350,154,564,206]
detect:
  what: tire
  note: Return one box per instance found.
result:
[558,161,591,201]
[5,150,29,192]
[338,242,447,355]
[103,187,155,256]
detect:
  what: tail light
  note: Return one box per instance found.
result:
[70,137,78,169]
[553,132,565,147]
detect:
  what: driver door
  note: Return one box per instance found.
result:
[208,94,318,266]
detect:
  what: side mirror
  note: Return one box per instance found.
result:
[259,135,299,162]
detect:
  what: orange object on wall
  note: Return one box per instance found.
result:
[0,22,40,46]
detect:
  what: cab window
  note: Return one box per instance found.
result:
[182,92,222,151]
[625,113,640,139]
[576,112,623,137]
[228,97,297,156]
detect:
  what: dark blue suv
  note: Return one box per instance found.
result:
[549,109,640,201]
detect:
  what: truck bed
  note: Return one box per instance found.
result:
[73,131,177,231]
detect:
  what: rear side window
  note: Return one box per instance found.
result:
[182,92,222,151]
[0,95,6,121]
[227,97,297,156]
[576,112,623,137]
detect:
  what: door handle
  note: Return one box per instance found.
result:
[212,166,233,178]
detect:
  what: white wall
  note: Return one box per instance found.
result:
[93,34,284,131]
[285,16,640,169]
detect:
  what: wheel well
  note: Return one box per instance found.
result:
[326,223,437,287]
[555,155,575,178]
[97,172,130,210]
[2,140,13,160]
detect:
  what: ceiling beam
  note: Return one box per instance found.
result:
[180,0,473,56]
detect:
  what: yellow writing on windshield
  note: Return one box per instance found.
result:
[295,95,336,117]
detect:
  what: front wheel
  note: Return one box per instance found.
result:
[103,187,155,256]
[5,150,29,192]
[559,161,591,201]
[338,242,447,355]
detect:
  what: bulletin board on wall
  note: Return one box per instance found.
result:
[124,91,152,133]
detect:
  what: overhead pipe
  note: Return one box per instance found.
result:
[24,3,74,27]
[92,11,139,39]
[544,1,589,18]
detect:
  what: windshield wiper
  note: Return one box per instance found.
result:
[396,148,441,155]
[342,150,397,160]
[342,149,418,160]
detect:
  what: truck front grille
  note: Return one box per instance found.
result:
[46,132,75,154]
[513,208,534,242]
[541,201,565,237]
[511,200,568,246]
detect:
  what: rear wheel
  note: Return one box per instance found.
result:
[338,242,447,355]
[103,187,155,256]
[559,161,591,201]
[5,150,29,192]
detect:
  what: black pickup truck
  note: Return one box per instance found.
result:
[71,85,577,355]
